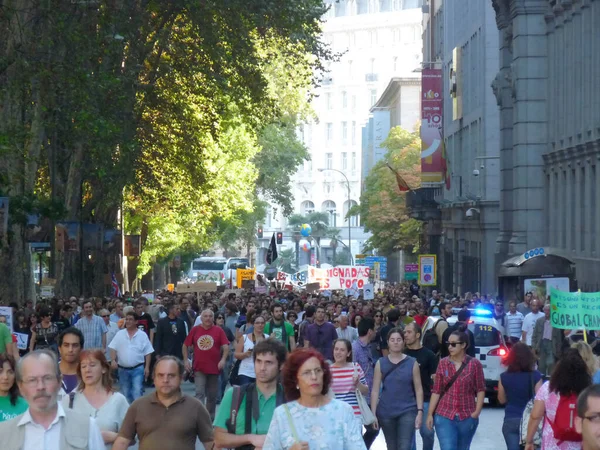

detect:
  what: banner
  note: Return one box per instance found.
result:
[55,222,80,252]
[550,288,600,330]
[421,68,444,184]
[236,269,255,289]
[103,229,121,251]
[0,197,8,240]
[124,235,141,256]
[308,265,371,290]
[418,255,437,286]
[82,223,103,249]
[363,283,374,300]
[177,282,218,293]
[524,277,569,301]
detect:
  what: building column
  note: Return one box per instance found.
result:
[584,160,592,257]
[548,167,556,244]
[565,164,573,252]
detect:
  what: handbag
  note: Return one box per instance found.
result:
[354,363,376,425]
[520,373,542,447]
[284,404,300,443]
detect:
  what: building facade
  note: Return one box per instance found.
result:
[492,0,600,292]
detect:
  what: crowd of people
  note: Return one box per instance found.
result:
[0,282,599,450]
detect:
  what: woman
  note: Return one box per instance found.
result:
[371,328,423,450]
[497,342,543,450]
[234,316,269,385]
[62,349,129,450]
[412,306,428,328]
[0,354,28,422]
[330,339,369,426]
[263,348,366,450]
[287,311,299,342]
[572,341,600,383]
[525,348,591,450]
[426,330,485,450]
[29,307,59,353]
[216,313,235,343]
[351,314,362,330]
[216,312,236,400]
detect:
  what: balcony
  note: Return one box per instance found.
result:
[365,73,378,82]
[406,187,441,221]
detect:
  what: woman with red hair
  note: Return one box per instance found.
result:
[263,348,366,450]
[61,349,129,450]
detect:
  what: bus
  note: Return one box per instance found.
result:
[187,256,250,286]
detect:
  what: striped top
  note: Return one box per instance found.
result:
[329,363,367,416]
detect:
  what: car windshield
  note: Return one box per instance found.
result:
[192,261,226,271]
[473,324,501,347]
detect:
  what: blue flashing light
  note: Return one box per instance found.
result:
[473,308,493,317]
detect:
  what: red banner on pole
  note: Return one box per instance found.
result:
[421,69,444,184]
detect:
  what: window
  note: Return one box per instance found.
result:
[352,152,357,170]
[351,95,357,111]
[326,93,333,110]
[301,201,315,215]
[342,91,348,109]
[370,89,378,106]
[348,60,353,79]
[326,153,333,169]
[322,200,337,227]
[326,123,333,143]
[342,121,348,143]
[342,152,348,170]
[351,121,357,145]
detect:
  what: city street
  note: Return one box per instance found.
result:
[132,382,505,450]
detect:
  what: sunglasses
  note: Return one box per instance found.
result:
[446,342,464,347]
[101,315,109,318]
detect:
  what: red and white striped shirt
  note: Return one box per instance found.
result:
[330,363,367,416]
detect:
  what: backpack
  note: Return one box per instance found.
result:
[547,392,582,443]
[423,318,445,355]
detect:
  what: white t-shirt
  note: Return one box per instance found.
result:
[238,333,269,378]
[522,311,544,345]
[108,329,154,367]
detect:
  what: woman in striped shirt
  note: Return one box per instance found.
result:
[330,338,369,424]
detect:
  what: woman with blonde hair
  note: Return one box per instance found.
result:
[572,340,600,383]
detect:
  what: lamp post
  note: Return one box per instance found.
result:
[318,168,354,265]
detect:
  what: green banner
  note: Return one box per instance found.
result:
[550,288,600,330]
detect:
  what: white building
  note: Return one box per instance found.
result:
[264,0,424,266]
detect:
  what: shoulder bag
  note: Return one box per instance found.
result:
[431,356,471,415]
[284,404,300,444]
[520,373,542,447]
[354,363,376,425]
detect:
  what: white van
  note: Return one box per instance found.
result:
[421,308,508,404]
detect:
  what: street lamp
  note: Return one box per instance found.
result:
[318,168,354,265]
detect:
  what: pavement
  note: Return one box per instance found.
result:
[128,382,505,449]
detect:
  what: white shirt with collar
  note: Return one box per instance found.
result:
[336,326,358,342]
[19,402,105,450]
[108,328,154,367]
[104,321,120,362]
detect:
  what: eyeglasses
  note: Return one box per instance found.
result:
[300,367,324,378]
[583,413,600,424]
[446,342,464,347]
[101,315,109,318]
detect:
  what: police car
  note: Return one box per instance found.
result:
[421,308,508,404]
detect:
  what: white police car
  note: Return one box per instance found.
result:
[421,308,508,404]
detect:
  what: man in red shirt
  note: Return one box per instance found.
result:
[183,309,229,420]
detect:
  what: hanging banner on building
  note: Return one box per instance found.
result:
[124,235,141,257]
[308,265,371,290]
[418,255,437,286]
[103,229,121,251]
[421,68,444,184]
[0,197,8,240]
[82,223,103,249]
[55,222,80,252]
[550,288,600,330]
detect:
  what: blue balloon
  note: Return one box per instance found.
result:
[300,224,312,237]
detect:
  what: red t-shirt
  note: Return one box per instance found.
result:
[184,325,229,375]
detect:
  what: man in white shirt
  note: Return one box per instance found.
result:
[336,314,358,342]
[505,301,525,345]
[0,349,104,450]
[522,299,544,346]
[109,311,154,404]
[100,309,119,363]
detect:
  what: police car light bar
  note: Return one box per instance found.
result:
[472,308,493,317]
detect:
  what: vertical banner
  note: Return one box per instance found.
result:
[82,223,103,249]
[55,222,80,252]
[0,197,8,240]
[124,235,141,256]
[421,68,444,184]
[418,254,437,286]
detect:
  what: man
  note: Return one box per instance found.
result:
[109,311,154,404]
[398,304,415,326]
[112,356,214,450]
[352,318,379,448]
[505,301,525,344]
[429,290,440,307]
[178,296,195,331]
[576,384,600,450]
[74,300,107,350]
[134,298,156,344]
[0,321,16,359]
[214,339,287,449]
[110,301,124,323]
[336,314,358,342]
[99,309,119,363]
[264,302,296,351]
[183,309,229,420]
[493,300,506,325]
[55,305,73,331]
[517,292,533,316]
[223,302,239,337]
[379,309,402,357]
[522,299,544,346]
[155,303,187,359]
[404,322,437,450]
[304,305,337,361]
[297,305,315,347]
[441,309,476,358]
[531,304,564,376]
[57,327,84,395]
[0,350,104,450]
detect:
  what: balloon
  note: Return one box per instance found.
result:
[300,223,312,237]
[300,239,311,252]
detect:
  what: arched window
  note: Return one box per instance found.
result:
[301,201,315,215]
[322,200,337,227]
[344,200,359,227]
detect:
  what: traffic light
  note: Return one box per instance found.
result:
[276,232,283,245]
[257,226,263,239]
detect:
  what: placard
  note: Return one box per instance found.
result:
[176,282,218,293]
[550,288,600,330]
[363,283,374,300]
[236,269,255,289]
[524,277,569,301]
[41,285,55,299]
[305,282,321,293]
[14,332,28,350]
[307,266,371,290]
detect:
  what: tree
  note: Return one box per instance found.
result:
[276,248,297,274]
[352,126,422,255]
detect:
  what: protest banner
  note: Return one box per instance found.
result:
[305,282,321,293]
[236,269,255,289]
[176,282,217,293]
[307,265,371,290]
[550,288,600,330]
[14,332,28,350]
[363,283,375,300]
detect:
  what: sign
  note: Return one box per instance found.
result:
[236,269,255,289]
[550,288,600,330]
[365,256,388,280]
[55,222,80,252]
[305,282,321,293]
[404,263,419,281]
[277,272,288,281]
[41,285,55,298]
[176,282,218,293]
[0,197,8,240]
[307,265,371,290]
[167,283,174,292]
[82,223,103,249]
[290,271,307,283]
[0,306,13,331]
[523,247,545,260]
[124,235,141,257]
[524,277,569,301]
[363,283,375,300]
[418,255,437,286]
[421,68,444,184]
[355,254,366,266]
[241,279,255,290]
[255,285,267,294]
[345,282,359,299]
[14,332,28,350]
[144,293,155,303]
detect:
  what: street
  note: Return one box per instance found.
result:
[132,382,506,450]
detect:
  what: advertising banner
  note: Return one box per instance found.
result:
[55,222,80,252]
[524,277,569,301]
[308,266,371,290]
[421,69,444,184]
[236,269,255,289]
[550,288,600,330]
[124,235,141,257]
[418,255,437,286]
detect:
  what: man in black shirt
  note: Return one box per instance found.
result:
[404,322,437,450]
[134,299,156,344]
[154,304,187,359]
[379,308,401,357]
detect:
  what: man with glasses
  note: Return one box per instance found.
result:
[336,314,358,342]
[576,384,600,450]
[493,300,507,327]
[100,309,119,364]
[0,350,105,449]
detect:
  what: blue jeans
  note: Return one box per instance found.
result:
[434,414,479,450]
[412,402,435,450]
[379,410,418,450]
[118,365,144,404]
[502,417,522,450]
